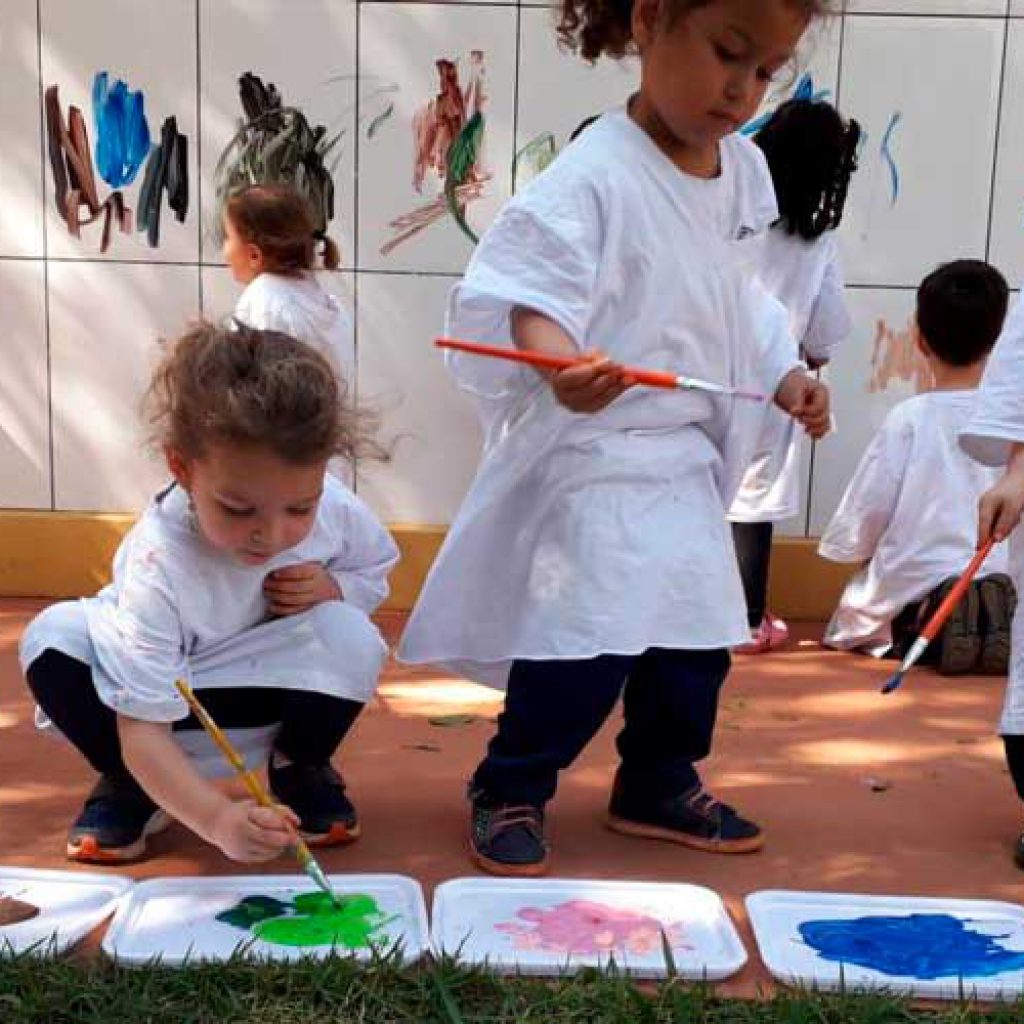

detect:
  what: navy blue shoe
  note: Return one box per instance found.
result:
[67,774,168,863]
[469,791,548,876]
[607,773,763,854]
[268,759,359,848]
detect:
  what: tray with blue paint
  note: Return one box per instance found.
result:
[747,889,1024,1001]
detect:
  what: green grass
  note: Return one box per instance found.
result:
[2,954,1024,1024]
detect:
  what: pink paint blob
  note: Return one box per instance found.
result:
[495,899,691,957]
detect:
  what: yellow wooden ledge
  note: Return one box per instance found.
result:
[0,511,854,619]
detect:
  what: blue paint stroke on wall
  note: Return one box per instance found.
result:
[741,74,831,137]
[92,71,151,188]
[800,914,1024,980]
[880,111,902,206]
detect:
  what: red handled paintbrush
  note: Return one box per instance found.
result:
[881,538,997,694]
[435,337,767,402]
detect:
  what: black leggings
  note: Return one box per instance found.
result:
[731,521,774,628]
[25,649,363,777]
[1005,736,1024,803]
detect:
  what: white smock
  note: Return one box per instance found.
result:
[821,390,1007,656]
[20,475,398,773]
[398,110,801,687]
[960,294,1024,733]
[730,229,851,523]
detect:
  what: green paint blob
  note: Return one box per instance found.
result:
[221,891,392,950]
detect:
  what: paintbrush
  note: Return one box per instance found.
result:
[881,538,997,695]
[174,680,339,906]
[435,337,768,402]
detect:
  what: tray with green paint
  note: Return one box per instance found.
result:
[101,874,429,965]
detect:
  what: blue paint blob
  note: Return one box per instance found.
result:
[880,111,903,206]
[92,71,151,188]
[800,914,1024,980]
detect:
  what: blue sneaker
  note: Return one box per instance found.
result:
[607,774,764,854]
[67,774,169,863]
[469,791,548,876]
[268,759,360,848]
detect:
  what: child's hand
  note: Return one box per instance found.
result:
[774,370,831,439]
[978,466,1024,545]
[211,800,299,863]
[550,351,633,413]
[264,562,341,616]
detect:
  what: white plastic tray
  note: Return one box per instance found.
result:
[747,889,1024,1001]
[0,865,132,956]
[102,873,429,965]
[432,876,747,979]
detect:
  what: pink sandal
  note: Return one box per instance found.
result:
[735,613,790,654]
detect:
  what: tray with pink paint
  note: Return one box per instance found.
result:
[431,877,747,979]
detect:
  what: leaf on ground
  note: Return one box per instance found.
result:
[428,714,479,728]
[403,743,442,753]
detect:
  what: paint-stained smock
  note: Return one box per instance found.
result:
[235,272,355,383]
[730,229,851,524]
[398,109,802,687]
[20,476,397,773]
[960,295,1024,733]
[821,391,1007,656]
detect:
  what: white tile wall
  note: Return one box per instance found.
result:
[49,261,199,511]
[0,0,45,259]
[0,1,1020,537]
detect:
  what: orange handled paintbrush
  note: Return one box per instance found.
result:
[435,337,768,402]
[881,538,997,694]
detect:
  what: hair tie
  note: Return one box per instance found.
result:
[312,229,326,242]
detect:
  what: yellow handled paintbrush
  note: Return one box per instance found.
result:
[174,679,339,906]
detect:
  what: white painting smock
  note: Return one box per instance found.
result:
[730,230,851,524]
[398,110,800,687]
[235,271,355,383]
[20,476,398,771]
[961,295,1024,733]
[820,390,1007,656]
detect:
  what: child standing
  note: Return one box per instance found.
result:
[20,323,397,863]
[962,286,1024,865]
[222,184,354,381]
[729,98,860,652]
[821,260,1012,673]
[400,0,832,876]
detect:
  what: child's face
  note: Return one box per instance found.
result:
[167,441,328,566]
[634,0,808,170]
[222,213,265,285]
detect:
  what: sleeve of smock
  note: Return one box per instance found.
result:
[818,411,912,563]
[325,490,400,615]
[753,281,803,395]
[443,180,602,399]
[87,536,189,722]
[960,294,1024,467]
[801,243,853,362]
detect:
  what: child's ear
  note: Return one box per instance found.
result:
[911,319,930,358]
[165,445,192,490]
[246,242,264,275]
[632,0,662,48]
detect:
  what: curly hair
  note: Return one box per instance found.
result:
[558,0,833,63]
[754,98,860,241]
[224,183,341,274]
[146,321,385,466]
